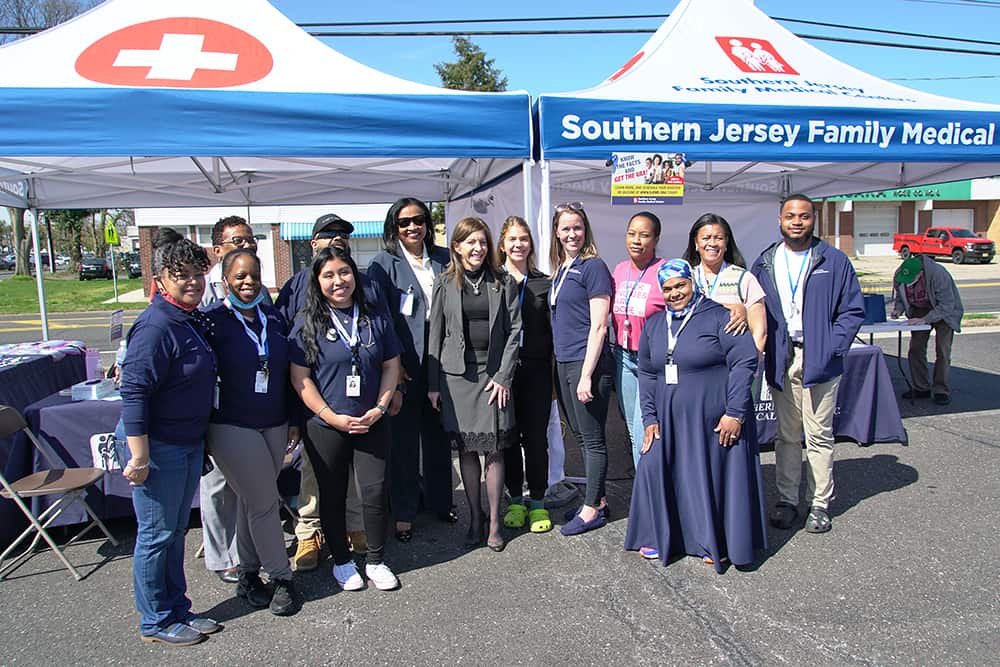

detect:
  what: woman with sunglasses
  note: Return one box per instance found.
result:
[427,217,522,551]
[549,202,615,536]
[368,198,457,544]
[289,246,402,591]
[611,212,666,468]
[497,216,554,534]
[119,228,219,646]
[204,249,299,616]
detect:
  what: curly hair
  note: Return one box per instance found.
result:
[211,216,249,246]
[298,246,369,366]
[152,228,210,276]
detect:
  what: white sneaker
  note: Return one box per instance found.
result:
[365,562,399,591]
[332,561,364,591]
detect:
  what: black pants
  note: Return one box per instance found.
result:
[305,419,387,565]
[505,359,553,501]
[555,354,614,507]
[387,358,453,521]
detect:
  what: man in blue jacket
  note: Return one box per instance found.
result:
[751,194,864,534]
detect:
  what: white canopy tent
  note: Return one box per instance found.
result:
[449,0,1000,270]
[0,0,531,336]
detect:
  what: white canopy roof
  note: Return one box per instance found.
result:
[0,0,530,209]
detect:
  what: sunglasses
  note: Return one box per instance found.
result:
[314,230,351,240]
[397,215,428,229]
[555,202,585,214]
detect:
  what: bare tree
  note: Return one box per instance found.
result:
[1,0,96,274]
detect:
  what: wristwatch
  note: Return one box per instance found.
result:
[729,414,745,424]
[376,403,388,416]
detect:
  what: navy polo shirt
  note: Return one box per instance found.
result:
[288,308,401,427]
[205,302,292,430]
[550,256,613,363]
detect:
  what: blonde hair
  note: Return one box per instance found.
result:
[549,204,600,268]
[444,217,500,289]
[496,216,537,273]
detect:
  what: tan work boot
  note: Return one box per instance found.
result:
[293,533,323,572]
[347,530,368,554]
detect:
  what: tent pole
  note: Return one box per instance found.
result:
[521,158,533,225]
[28,208,50,341]
[538,160,552,273]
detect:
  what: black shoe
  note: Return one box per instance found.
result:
[933,393,951,405]
[236,572,270,608]
[269,578,300,616]
[769,502,798,530]
[215,567,239,584]
[437,505,460,523]
[901,389,931,399]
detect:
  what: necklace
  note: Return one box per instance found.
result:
[467,273,485,295]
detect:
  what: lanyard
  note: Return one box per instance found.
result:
[664,300,698,362]
[623,259,654,316]
[230,305,269,361]
[518,276,528,307]
[696,262,726,298]
[328,304,359,352]
[549,258,576,308]
[783,246,811,303]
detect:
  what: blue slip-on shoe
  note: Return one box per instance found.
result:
[140,622,206,647]
[560,511,607,536]
[563,503,610,522]
[183,616,223,635]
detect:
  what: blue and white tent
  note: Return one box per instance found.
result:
[451,0,1000,269]
[0,0,530,210]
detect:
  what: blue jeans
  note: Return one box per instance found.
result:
[613,346,644,468]
[131,439,203,635]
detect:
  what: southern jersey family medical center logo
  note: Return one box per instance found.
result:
[714,36,798,76]
[75,17,273,87]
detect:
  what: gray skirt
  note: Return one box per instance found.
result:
[439,363,515,453]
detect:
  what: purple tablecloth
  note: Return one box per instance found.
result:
[754,344,908,446]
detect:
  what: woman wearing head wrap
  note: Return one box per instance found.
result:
[624,259,767,571]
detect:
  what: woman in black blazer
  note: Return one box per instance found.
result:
[367,197,456,543]
[426,216,522,552]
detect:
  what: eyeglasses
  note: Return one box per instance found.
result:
[397,215,428,229]
[555,202,585,214]
[222,236,257,248]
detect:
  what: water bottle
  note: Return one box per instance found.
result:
[115,340,127,367]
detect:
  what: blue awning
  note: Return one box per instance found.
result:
[279,220,383,240]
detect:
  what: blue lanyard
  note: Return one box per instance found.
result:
[696,262,726,298]
[623,259,655,316]
[518,276,528,307]
[783,247,811,302]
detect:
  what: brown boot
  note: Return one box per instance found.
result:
[347,530,368,553]
[292,533,323,572]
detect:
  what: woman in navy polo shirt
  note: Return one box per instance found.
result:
[120,228,219,647]
[204,249,299,616]
[289,246,402,592]
[548,202,615,536]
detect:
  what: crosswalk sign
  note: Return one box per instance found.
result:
[104,221,120,246]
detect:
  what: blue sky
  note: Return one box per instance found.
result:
[270,0,1000,104]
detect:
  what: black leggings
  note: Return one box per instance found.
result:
[505,359,553,501]
[305,419,387,565]
[555,354,613,507]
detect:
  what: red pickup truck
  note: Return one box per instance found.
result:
[893,227,995,264]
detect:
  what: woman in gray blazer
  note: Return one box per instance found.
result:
[367,198,457,543]
[427,217,522,552]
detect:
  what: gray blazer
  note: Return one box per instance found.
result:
[426,270,523,392]
[892,254,964,332]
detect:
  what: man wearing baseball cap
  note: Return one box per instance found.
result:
[891,254,963,406]
[275,213,389,571]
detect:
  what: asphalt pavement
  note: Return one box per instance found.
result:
[0,329,997,665]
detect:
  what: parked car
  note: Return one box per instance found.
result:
[121,252,142,279]
[0,254,15,270]
[55,253,70,269]
[79,256,113,280]
[893,227,995,264]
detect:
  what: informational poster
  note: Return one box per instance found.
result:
[610,152,686,205]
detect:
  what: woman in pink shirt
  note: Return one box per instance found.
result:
[611,212,666,466]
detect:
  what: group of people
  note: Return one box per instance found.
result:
[117,192,870,646]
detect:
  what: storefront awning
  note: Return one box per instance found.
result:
[279,220,383,240]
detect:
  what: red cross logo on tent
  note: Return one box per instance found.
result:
[75,18,273,88]
[715,36,798,76]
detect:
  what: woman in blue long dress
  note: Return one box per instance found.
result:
[624,259,767,572]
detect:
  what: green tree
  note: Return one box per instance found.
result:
[47,209,91,264]
[434,36,508,92]
[2,0,96,274]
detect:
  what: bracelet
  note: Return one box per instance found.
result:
[127,461,148,471]
[317,405,331,419]
[376,404,388,416]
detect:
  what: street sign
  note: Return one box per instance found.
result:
[109,309,123,343]
[104,222,120,246]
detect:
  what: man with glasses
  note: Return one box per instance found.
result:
[276,213,389,572]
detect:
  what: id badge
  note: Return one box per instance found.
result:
[518,330,524,347]
[664,363,679,385]
[254,370,269,394]
[346,375,362,397]
[213,383,220,409]
[401,292,415,317]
